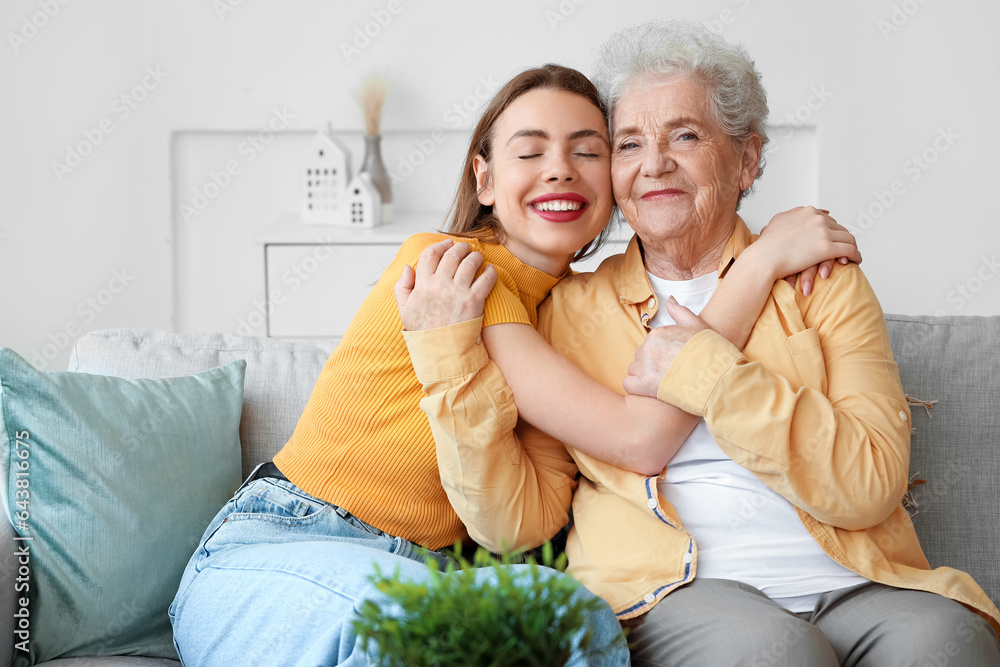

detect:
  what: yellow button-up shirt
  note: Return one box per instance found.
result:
[403,219,1000,635]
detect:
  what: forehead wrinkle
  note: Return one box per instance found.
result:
[613,114,706,143]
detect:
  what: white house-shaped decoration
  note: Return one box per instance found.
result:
[345,172,382,228]
[301,123,351,225]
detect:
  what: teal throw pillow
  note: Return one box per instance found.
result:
[0,348,245,664]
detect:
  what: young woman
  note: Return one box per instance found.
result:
[169,64,858,666]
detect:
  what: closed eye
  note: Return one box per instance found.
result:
[518,154,542,160]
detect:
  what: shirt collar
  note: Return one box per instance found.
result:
[616,216,755,305]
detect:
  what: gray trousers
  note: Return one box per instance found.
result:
[626,578,999,667]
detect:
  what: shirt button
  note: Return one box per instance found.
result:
[647,298,656,308]
[682,552,693,564]
[644,593,656,604]
[646,498,657,509]
[899,411,908,422]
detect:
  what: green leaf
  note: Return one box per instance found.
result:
[350,543,620,666]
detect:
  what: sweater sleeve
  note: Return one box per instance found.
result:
[657,264,912,530]
[481,265,533,327]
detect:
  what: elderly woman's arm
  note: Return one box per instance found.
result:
[399,209,860,476]
[400,218,861,548]
[649,263,911,530]
[472,207,860,475]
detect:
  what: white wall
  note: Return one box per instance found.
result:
[2,0,998,370]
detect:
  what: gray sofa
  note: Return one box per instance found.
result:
[2,313,999,665]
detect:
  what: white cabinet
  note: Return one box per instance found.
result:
[257,215,439,340]
[256,215,632,340]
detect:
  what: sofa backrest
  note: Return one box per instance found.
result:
[69,328,336,480]
[884,314,1000,610]
[65,319,1000,610]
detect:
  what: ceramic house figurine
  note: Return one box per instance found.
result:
[345,172,383,228]
[301,123,352,225]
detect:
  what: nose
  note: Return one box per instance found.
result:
[641,144,676,179]
[544,150,579,182]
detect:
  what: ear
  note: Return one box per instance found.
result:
[473,154,495,206]
[738,134,762,191]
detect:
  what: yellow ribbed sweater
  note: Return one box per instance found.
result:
[273,233,560,549]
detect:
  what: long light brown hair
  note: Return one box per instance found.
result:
[443,64,615,262]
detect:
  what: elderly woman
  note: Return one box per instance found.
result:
[402,20,1000,667]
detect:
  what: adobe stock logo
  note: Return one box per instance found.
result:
[877,0,930,40]
[936,254,1000,314]
[390,75,502,186]
[7,0,72,54]
[212,0,245,21]
[339,0,405,63]
[178,107,295,223]
[545,0,588,31]
[853,127,959,234]
[702,0,752,36]
[768,84,833,156]
[30,268,136,370]
[51,65,169,182]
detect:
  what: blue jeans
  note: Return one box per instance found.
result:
[169,468,627,666]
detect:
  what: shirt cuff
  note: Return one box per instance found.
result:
[402,317,490,384]
[657,329,743,416]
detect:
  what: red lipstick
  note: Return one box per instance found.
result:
[529,192,589,222]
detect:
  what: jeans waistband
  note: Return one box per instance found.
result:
[242,461,458,570]
[250,461,288,483]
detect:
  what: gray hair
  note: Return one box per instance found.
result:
[591,20,769,205]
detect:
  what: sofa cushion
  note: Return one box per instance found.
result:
[0,349,245,665]
[69,329,336,478]
[886,314,1000,609]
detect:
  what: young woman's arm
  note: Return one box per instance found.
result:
[698,206,861,348]
[398,207,860,476]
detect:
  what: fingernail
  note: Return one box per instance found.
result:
[820,265,830,280]
[668,295,678,304]
[802,281,811,296]
[840,257,848,264]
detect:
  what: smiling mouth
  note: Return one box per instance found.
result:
[642,189,685,199]
[532,199,586,212]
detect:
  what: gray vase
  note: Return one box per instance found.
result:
[360,134,393,223]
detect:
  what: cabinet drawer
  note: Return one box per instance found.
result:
[265,243,399,338]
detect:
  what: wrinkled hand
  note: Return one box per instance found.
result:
[393,239,498,331]
[624,297,709,398]
[758,206,862,296]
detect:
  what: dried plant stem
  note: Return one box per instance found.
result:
[358,75,389,136]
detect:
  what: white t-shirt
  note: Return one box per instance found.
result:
[647,270,868,612]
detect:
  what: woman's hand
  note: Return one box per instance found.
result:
[393,239,498,331]
[756,207,862,296]
[624,297,709,398]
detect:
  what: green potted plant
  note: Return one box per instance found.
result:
[352,544,621,666]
